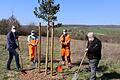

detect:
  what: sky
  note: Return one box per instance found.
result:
[0,0,120,25]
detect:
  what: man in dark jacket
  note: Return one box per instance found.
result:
[86,32,102,80]
[6,25,21,71]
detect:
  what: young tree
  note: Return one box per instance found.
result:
[34,0,60,25]
[33,0,60,75]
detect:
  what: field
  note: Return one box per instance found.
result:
[0,27,120,80]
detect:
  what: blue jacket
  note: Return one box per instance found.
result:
[6,31,18,50]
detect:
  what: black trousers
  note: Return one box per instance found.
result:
[7,49,21,70]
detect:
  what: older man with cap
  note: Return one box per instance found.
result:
[27,30,38,65]
[6,25,21,71]
[86,32,102,80]
[59,29,71,67]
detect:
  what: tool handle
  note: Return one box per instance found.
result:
[17,39,23,69]
[77,51,87,73]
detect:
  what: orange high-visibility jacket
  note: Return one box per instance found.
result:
[60,34,71,57]
[60,34,71,48]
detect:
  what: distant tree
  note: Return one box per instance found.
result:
[0,15,21,34]
[0,19,8,34]
[7,15,21,30]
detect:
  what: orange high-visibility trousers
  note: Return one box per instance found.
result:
[61,46,70,57]
[28,40,38,61]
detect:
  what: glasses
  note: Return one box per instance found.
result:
[12,28,16,29]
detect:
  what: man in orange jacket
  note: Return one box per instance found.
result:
[60,29,71,66]
[27,30,38,65]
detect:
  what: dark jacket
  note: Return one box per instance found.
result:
[6,31,18,50]
[87,37,102,60]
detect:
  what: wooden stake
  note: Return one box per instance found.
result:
[38,23,41,73]
[17,40,23,69]
[50,22,54,76]
[45,23,49,75]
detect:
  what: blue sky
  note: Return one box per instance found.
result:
[0,0,120,25]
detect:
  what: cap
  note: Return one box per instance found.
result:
[31,30,36,33]
[63,29,67,32]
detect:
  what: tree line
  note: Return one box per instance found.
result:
[0,15,48,36]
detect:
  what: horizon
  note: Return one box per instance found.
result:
[0,0,120,25]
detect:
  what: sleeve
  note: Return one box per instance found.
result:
[88,41,101,53]
[7,32,14,44]
[27,35,32,45]
[36,36,39,44]
[59,35,63,42]
[86,41,89,48]
[27,35,30,42]
[66,35,71,44]
[7,32,18,49]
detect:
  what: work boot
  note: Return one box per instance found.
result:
[61,61,65,65]
[16,67,22,72]
[30,61,35,69]
[66,62,72,68]
[33,60,38,68]
[7,68,11,70]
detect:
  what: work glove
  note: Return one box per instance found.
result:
[32,44,37,46]
[64,42,67,45]
[18,47,20,51]
[85,48,88,52]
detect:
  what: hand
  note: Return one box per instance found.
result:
[18,47,20,51]
[32,44,37,46]
[64,42,67,45]
[63,42,67,45]
[85,48,88,52]
[61,42,65,45]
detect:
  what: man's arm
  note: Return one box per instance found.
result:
[7,32,14,44]
[88,41,101,53]
[64,35,71,45]
[59,35,64,44]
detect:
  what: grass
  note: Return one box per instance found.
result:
[55,27,120,37]
[0,33,120,80]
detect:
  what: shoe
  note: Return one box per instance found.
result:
[7,68,11,70]
[33,61,38,68]
[30,61,35,69]
[16,68,22,72]
[61,61,65,65]
[67,63,72,68]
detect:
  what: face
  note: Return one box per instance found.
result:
[63,31,66,35]
[31,32,35,36]
[87,32,94,42]
[11,28,16,32]
[88,37,94,42]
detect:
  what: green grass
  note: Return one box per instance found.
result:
[0,43,9,80]
[0,34,120,80]
[86,27,120,36]
[55,27,120,36]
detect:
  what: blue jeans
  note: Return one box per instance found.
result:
[7,48,21,70]
[89,59,99,80]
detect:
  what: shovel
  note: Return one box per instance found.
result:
[34,44,38,67]
[72,51,87,80]
[16,39,23,69]
[19,50,23,69]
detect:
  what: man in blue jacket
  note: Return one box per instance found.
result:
[86,32,102,80]
[6,25,21,71]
